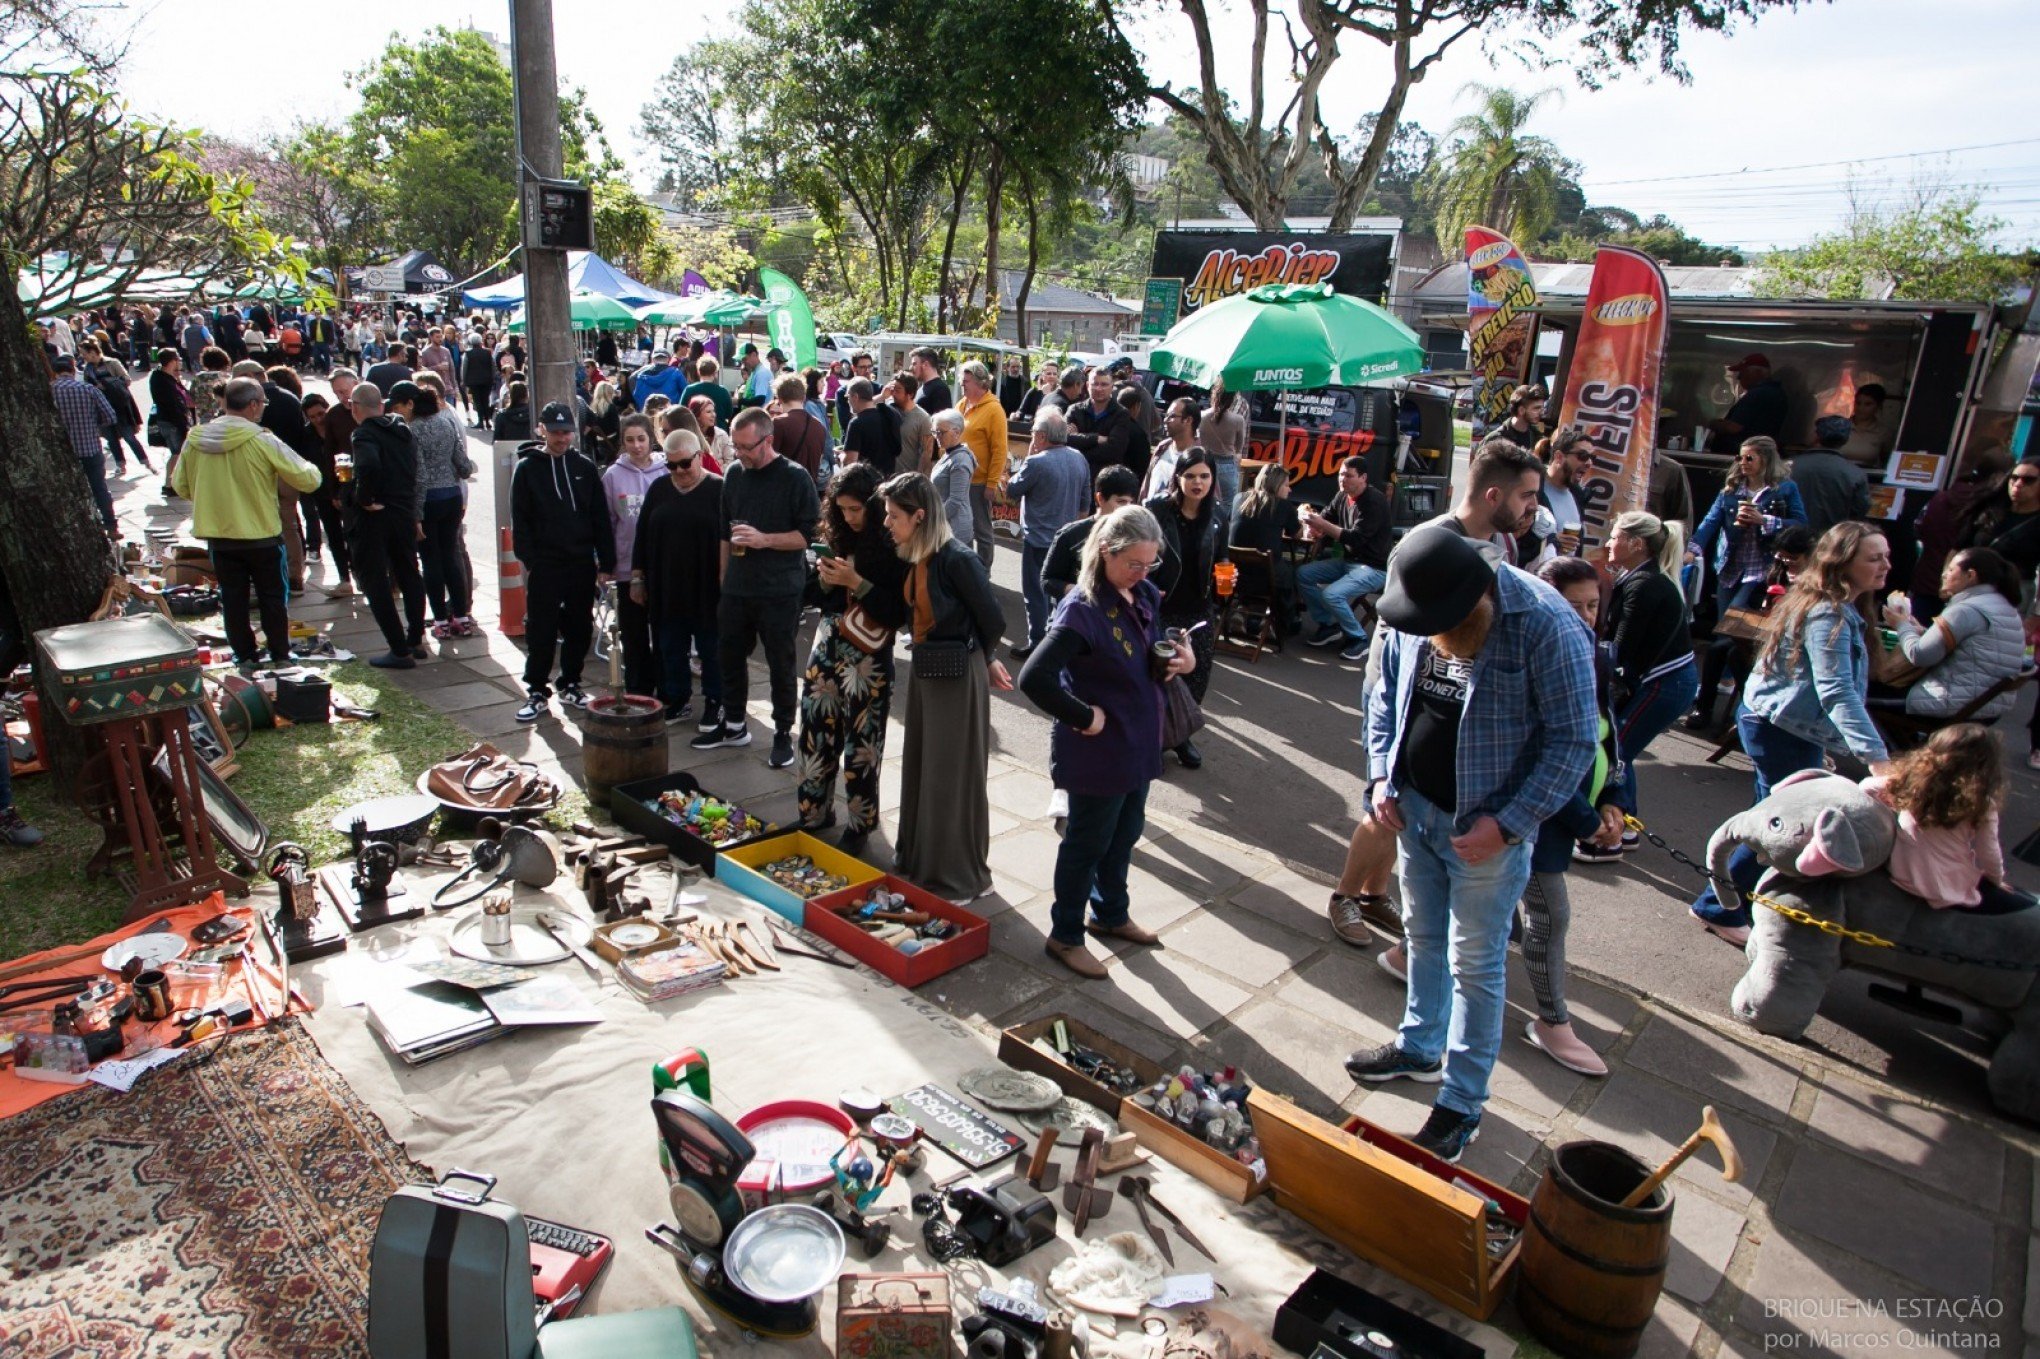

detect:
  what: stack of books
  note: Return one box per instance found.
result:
[617,940,726,1002]
[362,963,602,1066]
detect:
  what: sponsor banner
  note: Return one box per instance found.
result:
[1151,231,1394,314]
[759,266,817,372]
[1552,246,1670,557]
[1464,227,1537,422]
[680,269,708,298]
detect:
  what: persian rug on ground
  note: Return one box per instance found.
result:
[0,1017,421,1358]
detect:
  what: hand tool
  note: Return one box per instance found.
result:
[1060,1127,1110,1235]
[1127,1176,1215,1262]
[537,912,604,975]
[1622,1104,1742,1207]
[1117,1176,1173,1265]
[1026,1128,1061,1191]
[765,917,858,969]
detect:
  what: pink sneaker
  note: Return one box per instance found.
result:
[1705,923,1752,948]
[1526,1019,1608,1077]
[1376,943,1407,983]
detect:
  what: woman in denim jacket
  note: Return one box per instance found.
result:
[1688,436,1807,605]
[1691,522,1893,944]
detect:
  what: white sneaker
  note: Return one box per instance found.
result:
[1047,788,1069,822]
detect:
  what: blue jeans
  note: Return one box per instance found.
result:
[78,452,114,531]
[658,615,723,712]
[1394,787,1533,1119]
[1020,541,1051,647]
[105,426,148,470]
[1299,559,1386,640]
[1050,785,1150,946]
[1691,708,1825,929]
[1612,660,1701,814]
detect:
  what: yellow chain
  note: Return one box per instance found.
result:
[1620,816,1898,951]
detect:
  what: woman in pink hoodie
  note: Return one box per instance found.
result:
[1863,723,2035,914]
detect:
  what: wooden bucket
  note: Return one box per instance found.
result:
[1516,1141,1673,1359]
[581,694,667,799]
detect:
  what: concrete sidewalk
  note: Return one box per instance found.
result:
[118,434,2034,1358]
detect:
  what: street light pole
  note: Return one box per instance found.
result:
[507,0,573,422]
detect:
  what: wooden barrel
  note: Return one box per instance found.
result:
[1516,1141,1673,1359]
[581,694,667,801]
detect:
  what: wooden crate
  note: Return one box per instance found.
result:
[1121,1098,1268,1204]
[804,876,989,987]
[1249,1088,1527,1320]
[996,1013,1161,1116]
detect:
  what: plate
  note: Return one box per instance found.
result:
[102,932,188,973]
[958,1064,1064,1112]
[447,907,593,966]
[1015,1096,1119,1143]
[330,794,441,843]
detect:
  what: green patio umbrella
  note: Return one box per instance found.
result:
[1147,282,1425,392]
[508,290,642,333]
[635,290,764,328]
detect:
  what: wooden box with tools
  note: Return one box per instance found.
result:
[835,1272,955,1359]
[805,875,988,987]
[999,1013,1267,1203]
[610,770,782,872]
[1248,1089,1528,1320]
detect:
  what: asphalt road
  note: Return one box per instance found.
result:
[964,533,2040,1114]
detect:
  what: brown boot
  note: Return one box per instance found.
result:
[1045,939,1109,978]
[1085,920,1160,946]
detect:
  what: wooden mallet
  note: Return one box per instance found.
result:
[1621,1105,1743,1208]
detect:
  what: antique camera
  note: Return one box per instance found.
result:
[962,1283,1049,1359]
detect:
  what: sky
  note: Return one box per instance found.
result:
[91,0,2040,252]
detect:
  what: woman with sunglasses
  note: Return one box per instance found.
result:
[633,430,726,730]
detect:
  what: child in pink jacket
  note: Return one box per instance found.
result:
[1862,723,2035,914]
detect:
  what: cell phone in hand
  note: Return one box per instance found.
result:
[812,543,835,559]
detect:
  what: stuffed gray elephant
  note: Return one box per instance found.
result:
[1720,771,2040,1121]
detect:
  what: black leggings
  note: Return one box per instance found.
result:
[419,495,471,619]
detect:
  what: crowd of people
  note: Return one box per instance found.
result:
[27,300,2040,1165]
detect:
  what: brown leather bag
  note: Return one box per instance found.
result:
[425,742,559,812]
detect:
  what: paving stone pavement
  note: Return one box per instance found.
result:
[118,423,2038,1359]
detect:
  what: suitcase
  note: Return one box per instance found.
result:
[34,613,202,725]
[367,1170,699,1359]
[368,1170,539,1359]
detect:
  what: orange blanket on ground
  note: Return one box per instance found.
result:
[0,893,289,1120]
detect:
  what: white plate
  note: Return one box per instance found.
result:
[101,932,189,973]
[448,907,593,966]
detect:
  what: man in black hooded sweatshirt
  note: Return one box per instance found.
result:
[511,401,615,723]
[346,381,428,668]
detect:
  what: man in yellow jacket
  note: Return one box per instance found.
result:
[172,376,323,672]
[956,360,1007,568]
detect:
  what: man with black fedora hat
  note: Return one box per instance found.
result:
[1349,525,1599,1162]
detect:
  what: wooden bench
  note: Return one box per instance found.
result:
[1217,548,1282,662]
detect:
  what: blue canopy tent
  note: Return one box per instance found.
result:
[463,251,672,310]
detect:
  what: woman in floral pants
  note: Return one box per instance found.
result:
[798,464,910,857]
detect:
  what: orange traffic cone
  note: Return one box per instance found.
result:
[498,527,525,638]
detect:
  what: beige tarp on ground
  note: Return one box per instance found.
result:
[296,862,1513,1357]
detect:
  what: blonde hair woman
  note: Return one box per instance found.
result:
[881,471,1012,902]
[1591,510,1699,853]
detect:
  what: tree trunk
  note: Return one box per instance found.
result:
[981,146,1005,336]
[1325,44,1413,232]
[936,149,976,333]
[1016,172,1041,348]
[0,279,122,790]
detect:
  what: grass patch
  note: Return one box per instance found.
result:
[0,664,588,961]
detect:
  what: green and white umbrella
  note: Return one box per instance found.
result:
[507,290,642,333]
[1147,282,1425,391]
[635,290,764,328]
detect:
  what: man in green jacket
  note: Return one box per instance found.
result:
[173,376,322,671]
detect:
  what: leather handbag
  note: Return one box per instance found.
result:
[1160,675,1205,749]
[838,601,894,655]
[425,742,559,813]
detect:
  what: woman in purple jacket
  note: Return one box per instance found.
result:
[1017,504,1195,980]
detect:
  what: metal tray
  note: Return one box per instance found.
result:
[446,906,594,966]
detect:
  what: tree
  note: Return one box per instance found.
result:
[1757,188,2032,304]
[0,68,300,780]
[1124,0,1803,233]
[638,52,742,211]
[1422,84,1567,252]
[208,124,385,300]
[1547,215,1743,267]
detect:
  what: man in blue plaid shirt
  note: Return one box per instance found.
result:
[50,353,119,534]
[1351,527,1598,1162]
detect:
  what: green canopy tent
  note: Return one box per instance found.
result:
[507,290,643,333]
[635,291,764,328]
[1147,281,1426,458]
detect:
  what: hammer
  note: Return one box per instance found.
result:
[1622,1105,1742,1208]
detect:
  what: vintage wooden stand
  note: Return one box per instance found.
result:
[85,712,247,920]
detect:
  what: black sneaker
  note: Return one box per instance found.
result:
[1305,623,1343,648]
[1343,1042,1443,1085]
[558,681,589,709]
[369,649,416,669]
[0,807,44,848]
[768,731,795,769]
[697,701,723,734]
[515,691,548,724]
[690,723,750,751]
[664,700,694,726]
[1338,635,1370,662]
[1409,1104,1482,1164]
[1573,840,1624,865]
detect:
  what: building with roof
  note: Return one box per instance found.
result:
[972,271,1140,348]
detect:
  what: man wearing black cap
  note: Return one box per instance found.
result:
[1347,526,1598,1162]
[510,402,615,722]
[1706,353,1785,453]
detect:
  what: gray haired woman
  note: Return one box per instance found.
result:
[1017,505,1194,978]
[928,408,977,544]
